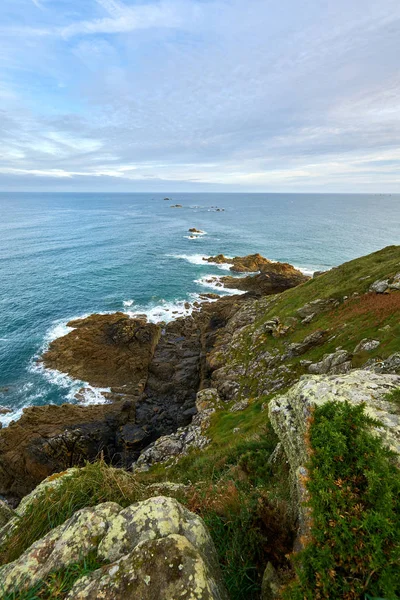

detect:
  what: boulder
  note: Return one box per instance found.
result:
[354,338,380,353]
[296,298,339,319]
[41,313,161,390]
[189,228,205,234]
[269,371,400,548]
[287,330,328,357]
[0,502,122,595]
[365,352,400,375]
[0,499,15,530]
[308,349,352,375]
[0,495,227,600]
[369,279,389,293]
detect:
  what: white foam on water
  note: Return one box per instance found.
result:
[0,408,24,428]
[127,297,195,323]
[194,275,245,295]
[123,299,135,307]
[168,253,211,266]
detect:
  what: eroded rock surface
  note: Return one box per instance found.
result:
[220,261,308,295]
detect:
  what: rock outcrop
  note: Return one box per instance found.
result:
[220,262,308,295]
[269,371,400,548]
[204,253,272,272]
[0,495,228,600]
[0,401,135,502]
[42,313,160,392]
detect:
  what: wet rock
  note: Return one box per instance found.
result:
[354,338,380,353]
[170,204,183,208]
[41,313,160,389]
[296,298,339,319]
[221,262,308,295]
[0,406,11,415]
[189,228,205,234]
[308,349,352,375]
[369,279,389,293]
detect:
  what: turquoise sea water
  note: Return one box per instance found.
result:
[0,192,399,424]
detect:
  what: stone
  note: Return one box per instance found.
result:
[189,228,205,234]
[390,273,400,290]
[354,338,380,353]
[0,495,227,600]
[0,401,138,502]
[287,330,328,357]
[308,350,352,375]
[230,399,249,412]
[0,502,122,595]
[0,406,12,415]
[269,371,400,549]
[364,352,400,375]
[67,534,228,600]
[301,313,315,324]
[296,298,339,319]
[170,204,183,208]
[97,496,213,563]
[369,279,389,293]
[133,389,223,471]
[0,498,15,530]
[261,562,282,600]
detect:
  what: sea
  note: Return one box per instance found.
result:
[0,192,399,426]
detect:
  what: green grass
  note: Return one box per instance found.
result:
[285,401,400,600]
[0,460,143,567]
[1,551,103,599]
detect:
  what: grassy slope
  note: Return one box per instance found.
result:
[1,246,400,599]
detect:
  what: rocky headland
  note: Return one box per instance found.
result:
[0,246,399,599]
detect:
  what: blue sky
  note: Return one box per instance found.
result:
[1,0,400,191]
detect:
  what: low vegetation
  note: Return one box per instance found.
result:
[285,401,400,600]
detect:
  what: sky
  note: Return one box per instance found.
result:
[1,0,400,192]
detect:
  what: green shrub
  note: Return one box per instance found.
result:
[286,401,400,600]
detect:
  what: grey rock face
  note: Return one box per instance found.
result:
[365,352,400,375]
[269,371,400,549]
[369,279,389,293]
[133,389,223,472]
[354,338,380,353]
[296,298,339,319]
[308,350,352,375]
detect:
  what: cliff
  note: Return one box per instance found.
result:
[0,245,399,599]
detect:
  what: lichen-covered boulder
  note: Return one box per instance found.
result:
[0,502,121,595]
[98,496,215,563]
[67,534,228,600]
[0,494,227,600]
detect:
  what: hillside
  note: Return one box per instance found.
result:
[0,245,399,600]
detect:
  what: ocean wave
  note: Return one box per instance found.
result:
[123,299,135,307]
[0,408,24,428]
[194,275,245,295]
[127,298,195,323]
[168,254,233,271]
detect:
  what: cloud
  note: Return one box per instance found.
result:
[0,0,400,190]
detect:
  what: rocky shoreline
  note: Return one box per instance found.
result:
[0,254,308,502]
